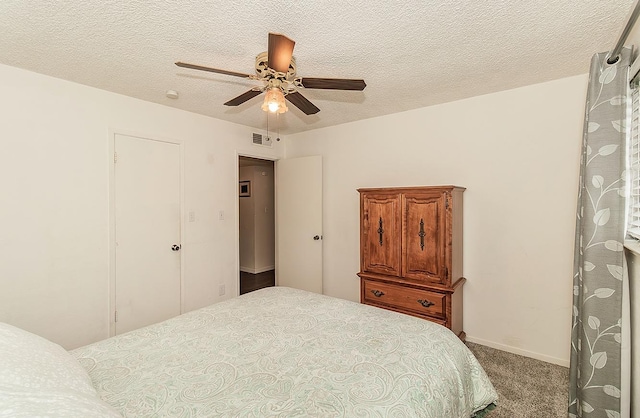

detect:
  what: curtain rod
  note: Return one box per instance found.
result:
[608,0,640,64]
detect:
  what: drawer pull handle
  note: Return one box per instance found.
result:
[418,299,434,308]
[371,289,385,297]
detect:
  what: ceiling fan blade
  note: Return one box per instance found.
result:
[175,62,253,79]
[300,77,366,91]
[268,33,295,73]
[285,91,320,115]
[224,89,263,106]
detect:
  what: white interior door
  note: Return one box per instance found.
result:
[276,155,322,293]
[114,134,181,334]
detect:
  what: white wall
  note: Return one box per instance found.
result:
[0,63,284,349]
[623,245,637,418]
[0,60,589,365]
[285,75,587,366]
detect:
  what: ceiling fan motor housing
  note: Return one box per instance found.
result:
[255,52,296,83]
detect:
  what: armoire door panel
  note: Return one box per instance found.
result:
[402,194,445,283]
[362,194,401,276]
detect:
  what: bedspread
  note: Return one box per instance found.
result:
[72,287,497,417]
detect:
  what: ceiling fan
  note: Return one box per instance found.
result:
[175,33,366,115]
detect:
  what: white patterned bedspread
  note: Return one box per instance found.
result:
[72,287,497,417]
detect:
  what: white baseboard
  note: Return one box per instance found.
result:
[465,336,570,368]
[240,265,275,274]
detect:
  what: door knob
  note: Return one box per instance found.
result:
[171,244,181,251]
[313,235,321,241]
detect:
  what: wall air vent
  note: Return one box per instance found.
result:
[252,133,272,147]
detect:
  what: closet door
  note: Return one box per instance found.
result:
[402,192,446,284]
[114,134,182,335]
[361,192,401,276]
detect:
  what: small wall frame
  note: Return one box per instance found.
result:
[239,181,251,197]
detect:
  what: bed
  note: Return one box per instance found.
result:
[1,287,498,417]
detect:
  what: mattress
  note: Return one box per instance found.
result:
[72,287,498,417]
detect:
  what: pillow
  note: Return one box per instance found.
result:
[0,387,122,418]
[0,322,96,396]
[0,322,122,417]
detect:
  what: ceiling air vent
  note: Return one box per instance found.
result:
[252,133,272,147]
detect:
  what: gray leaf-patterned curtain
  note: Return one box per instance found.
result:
[569,48,630,417]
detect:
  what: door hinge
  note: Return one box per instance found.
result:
[114,311,118,323]
[114,152,118,163]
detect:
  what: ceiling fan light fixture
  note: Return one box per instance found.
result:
[262,87,288,114]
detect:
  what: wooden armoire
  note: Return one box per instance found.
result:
[357,186,466,340]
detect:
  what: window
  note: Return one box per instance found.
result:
[628,78,640,239]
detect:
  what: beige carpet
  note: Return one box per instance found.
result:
[467,342,569,418]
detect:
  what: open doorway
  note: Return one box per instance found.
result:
[238,156,275,294]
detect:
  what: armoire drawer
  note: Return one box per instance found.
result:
[362,279,446,319]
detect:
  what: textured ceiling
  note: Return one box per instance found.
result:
[0,1,634,134]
